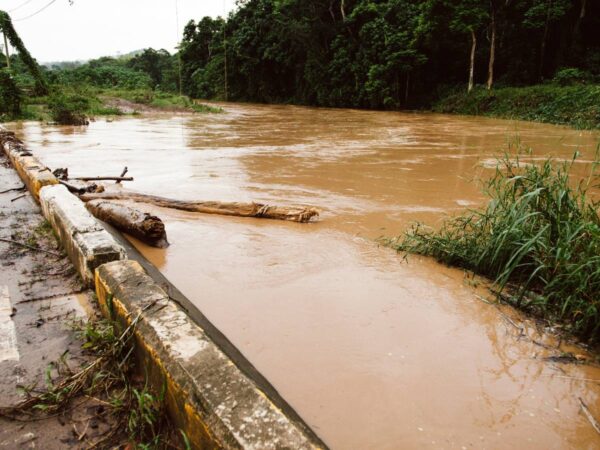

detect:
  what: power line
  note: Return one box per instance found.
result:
[14,0,58,21]
[9,0,37,13]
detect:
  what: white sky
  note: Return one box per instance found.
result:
[1,0,237,62]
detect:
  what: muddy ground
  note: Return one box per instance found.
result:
[0,153,117,449]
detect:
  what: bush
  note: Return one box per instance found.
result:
[434,84,600,129]
[47,90,90,125]
[0,69,22,118]
[552,67,594,86]
[386,150,600,343]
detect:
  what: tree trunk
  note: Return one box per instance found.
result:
[86,200,169,248]
[539,0,552,81]
[486,5,496,90]
[468,29,477,92]
[79,191,320,223]
[3,32,10,70]
[340,0,346,21]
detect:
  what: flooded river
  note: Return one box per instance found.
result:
[8,104,600,449]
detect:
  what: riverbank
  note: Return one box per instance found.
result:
[2,88,222,125]
[433,84,600,130]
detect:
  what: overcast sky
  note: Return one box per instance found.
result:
[1,0,237,62]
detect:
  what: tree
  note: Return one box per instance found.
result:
[523,0,570,80]
[0,10,48,95]
[444,0,487,92]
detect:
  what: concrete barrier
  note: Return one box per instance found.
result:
[95,260,325,450]
[0,130,58,201]
[40,185,126,286]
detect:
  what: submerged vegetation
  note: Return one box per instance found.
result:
[386,149,600,344]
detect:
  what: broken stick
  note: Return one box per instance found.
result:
[579,397,600,435]
[116,166,128,184]
[79,191,320,223]
[86,200,169,248]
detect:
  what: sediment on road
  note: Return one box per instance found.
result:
[0,126,327,449]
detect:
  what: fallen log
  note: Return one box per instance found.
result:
[79,192,319,223]
[86,200,169,248]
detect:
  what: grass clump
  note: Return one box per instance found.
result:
[386,149,600,344]
[434,84,600,129]
[0,308,181,448]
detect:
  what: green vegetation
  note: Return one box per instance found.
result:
[0,14,220,124]
[0,314,182,448]
[385,150,600,344]
[0,10,48,95]
[47,90,91,125]
[434,84,600,129]
[177,0,599,127]
[0,69,21,118]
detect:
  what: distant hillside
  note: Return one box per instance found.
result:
[43,49,145,69]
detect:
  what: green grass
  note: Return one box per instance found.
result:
[385,148,600,344]
[434,84,600,129]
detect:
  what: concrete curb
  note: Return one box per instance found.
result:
[39,185,126,286]
[0,130,58,202]
[96,260,324,450]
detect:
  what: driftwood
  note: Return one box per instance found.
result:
[59,180,104,195]
[79,192,320,223]
[73,176,133,182]
[86,200,169,248]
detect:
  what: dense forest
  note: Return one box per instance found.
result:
[179,0,599,109]
[1,1,599,127]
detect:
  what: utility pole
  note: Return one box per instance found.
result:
[223,0,228,101]
[3,32,10,70]
[175,0,182,96]
[223,31,228,101]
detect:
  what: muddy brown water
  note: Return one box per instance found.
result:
[7,104,600,449]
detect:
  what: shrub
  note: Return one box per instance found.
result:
[434,84,600,129]
[552,67,594,86]
[47,90,90,125]
[0,69,22,118]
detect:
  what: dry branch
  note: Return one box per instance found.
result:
[0,238,62,257]
[80,191,320,223]
[73,176,133,182]
[86,200,169,248]
[116,167,128,184]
